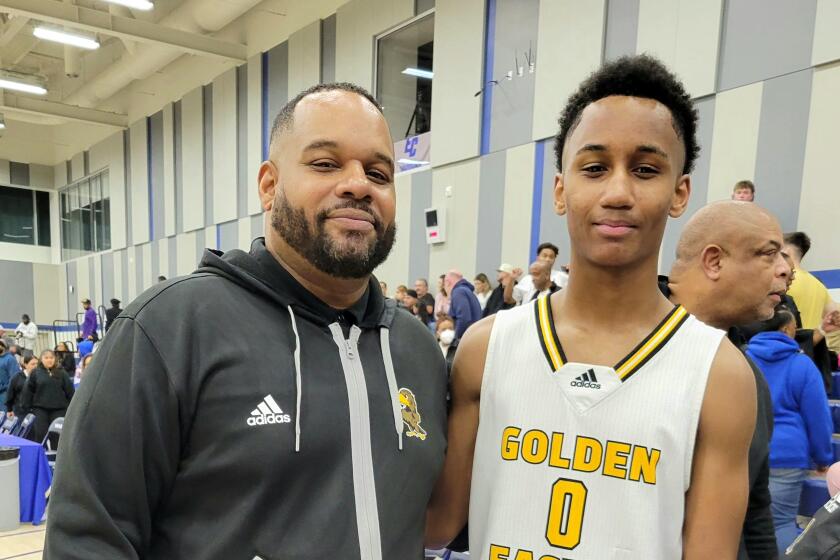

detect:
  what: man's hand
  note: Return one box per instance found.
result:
[512,267,523,280]
[821,310,840,334]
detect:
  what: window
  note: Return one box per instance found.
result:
[60,169,110,260]
[0,185,51,247]
[375,12,434,142]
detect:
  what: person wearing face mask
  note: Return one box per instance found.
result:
[6,355,38,419]
[436,317,458,376]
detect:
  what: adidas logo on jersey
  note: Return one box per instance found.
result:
[247,395,291,426]
[570,368,601,389]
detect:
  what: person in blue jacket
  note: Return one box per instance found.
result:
[746,305,834,555]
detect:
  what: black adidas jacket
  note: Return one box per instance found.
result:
[45,238,448,559]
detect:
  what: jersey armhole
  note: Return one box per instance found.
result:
[683,326,727,489]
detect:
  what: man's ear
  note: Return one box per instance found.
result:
[554,173,567,216]
[700,245,725,280]
[258,160,279,211]
[669,174,691,218]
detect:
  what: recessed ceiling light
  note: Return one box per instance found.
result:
[34,27,100,50]
[402,67,433,80]
[0,72,47,95]
[102,0,154,10]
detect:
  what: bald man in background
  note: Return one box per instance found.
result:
[661,201,791,560]
[444,270,482,339]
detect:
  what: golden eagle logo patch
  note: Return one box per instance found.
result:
[398,387,427,441]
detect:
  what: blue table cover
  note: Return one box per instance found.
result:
[0,433,51,524]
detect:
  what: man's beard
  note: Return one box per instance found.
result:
[271,191,396,279]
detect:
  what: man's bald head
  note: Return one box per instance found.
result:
[669,200,789,327]
[530,260,551,290]
[675,201,780,264]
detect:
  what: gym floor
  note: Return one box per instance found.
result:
[0,524,45,559]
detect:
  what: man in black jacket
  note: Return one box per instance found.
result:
[103,298,122,334]
[662,200,791,559]
[45,83,448,560]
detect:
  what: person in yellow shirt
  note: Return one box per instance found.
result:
[783,232,840,353]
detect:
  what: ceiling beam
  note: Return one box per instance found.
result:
[0,0,247,62]
[0,93,127,128]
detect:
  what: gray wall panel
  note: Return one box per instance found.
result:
[0,261,33,322]
[150,111,165,241]
[487,0,540,153]
[66,261,77,321]
[88,258,95,305]
[237,64,249,218]
[753,69,813,232]
[101,252,114,303]
[251,213,263,241]
[538,138,571,264]
[174,100,184,234]
[168,237,178,279]
[475,151,506,275]
[321,16,336,84]
[408,169,432,285]
[135,246,144,298]
[718,0,817,91]
[604,0,639,62]
[203,84,214,227]
[124,129,133,246]
[150,240,160,281]
[120,250,128,305]
[195,230,206,268]
[661,96,716,273]
[219,220,238,252]
[267,42,289,128]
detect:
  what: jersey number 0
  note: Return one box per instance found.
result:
[545,478,588,550]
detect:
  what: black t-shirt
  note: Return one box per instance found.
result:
[418,293,435,324]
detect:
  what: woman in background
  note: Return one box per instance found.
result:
[21,349,75,442]
[473,273,492,311]
[747,306,834,555]
[55,342,76,377]
[5,354,37,419]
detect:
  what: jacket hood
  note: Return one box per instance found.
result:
[747,331,802,362]
[453,278,475,292]
[194,238,394,330]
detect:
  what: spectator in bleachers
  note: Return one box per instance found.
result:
[14,314,38,358]
[0,340,20,415]
[55,342,76,377]
[747,306,834,555]
[80,298,98,342]
[473,273,492,311]
[512,242,568,304]
[518,260,561,303]
[104,298,122,334]
[414,278,436,321]
[5,354,37,419]
[784,232,838,331]
[483,263,517,317]
[435,316,458,375]
[157,275,167,283]
[21,349,75,443]
[77,353,94,385]
[379,281,388,297]
[403,289,423,322]
[434,274,450,320]
[445,270,481,339]
[7,344,23,367]
[732,179,756,202]
[77,335,95,359]
[394,284,408,307]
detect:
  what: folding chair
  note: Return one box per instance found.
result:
[0,415,18,434]
[13,413,36,439]
[42,417,64,468]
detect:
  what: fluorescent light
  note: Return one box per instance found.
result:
[402,67,433,80]
[397,158,430,165]
[34,26,100,50]
[102,0,154,10]
[0,77,46,95]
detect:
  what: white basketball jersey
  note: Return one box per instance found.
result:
[470,295,725,560]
